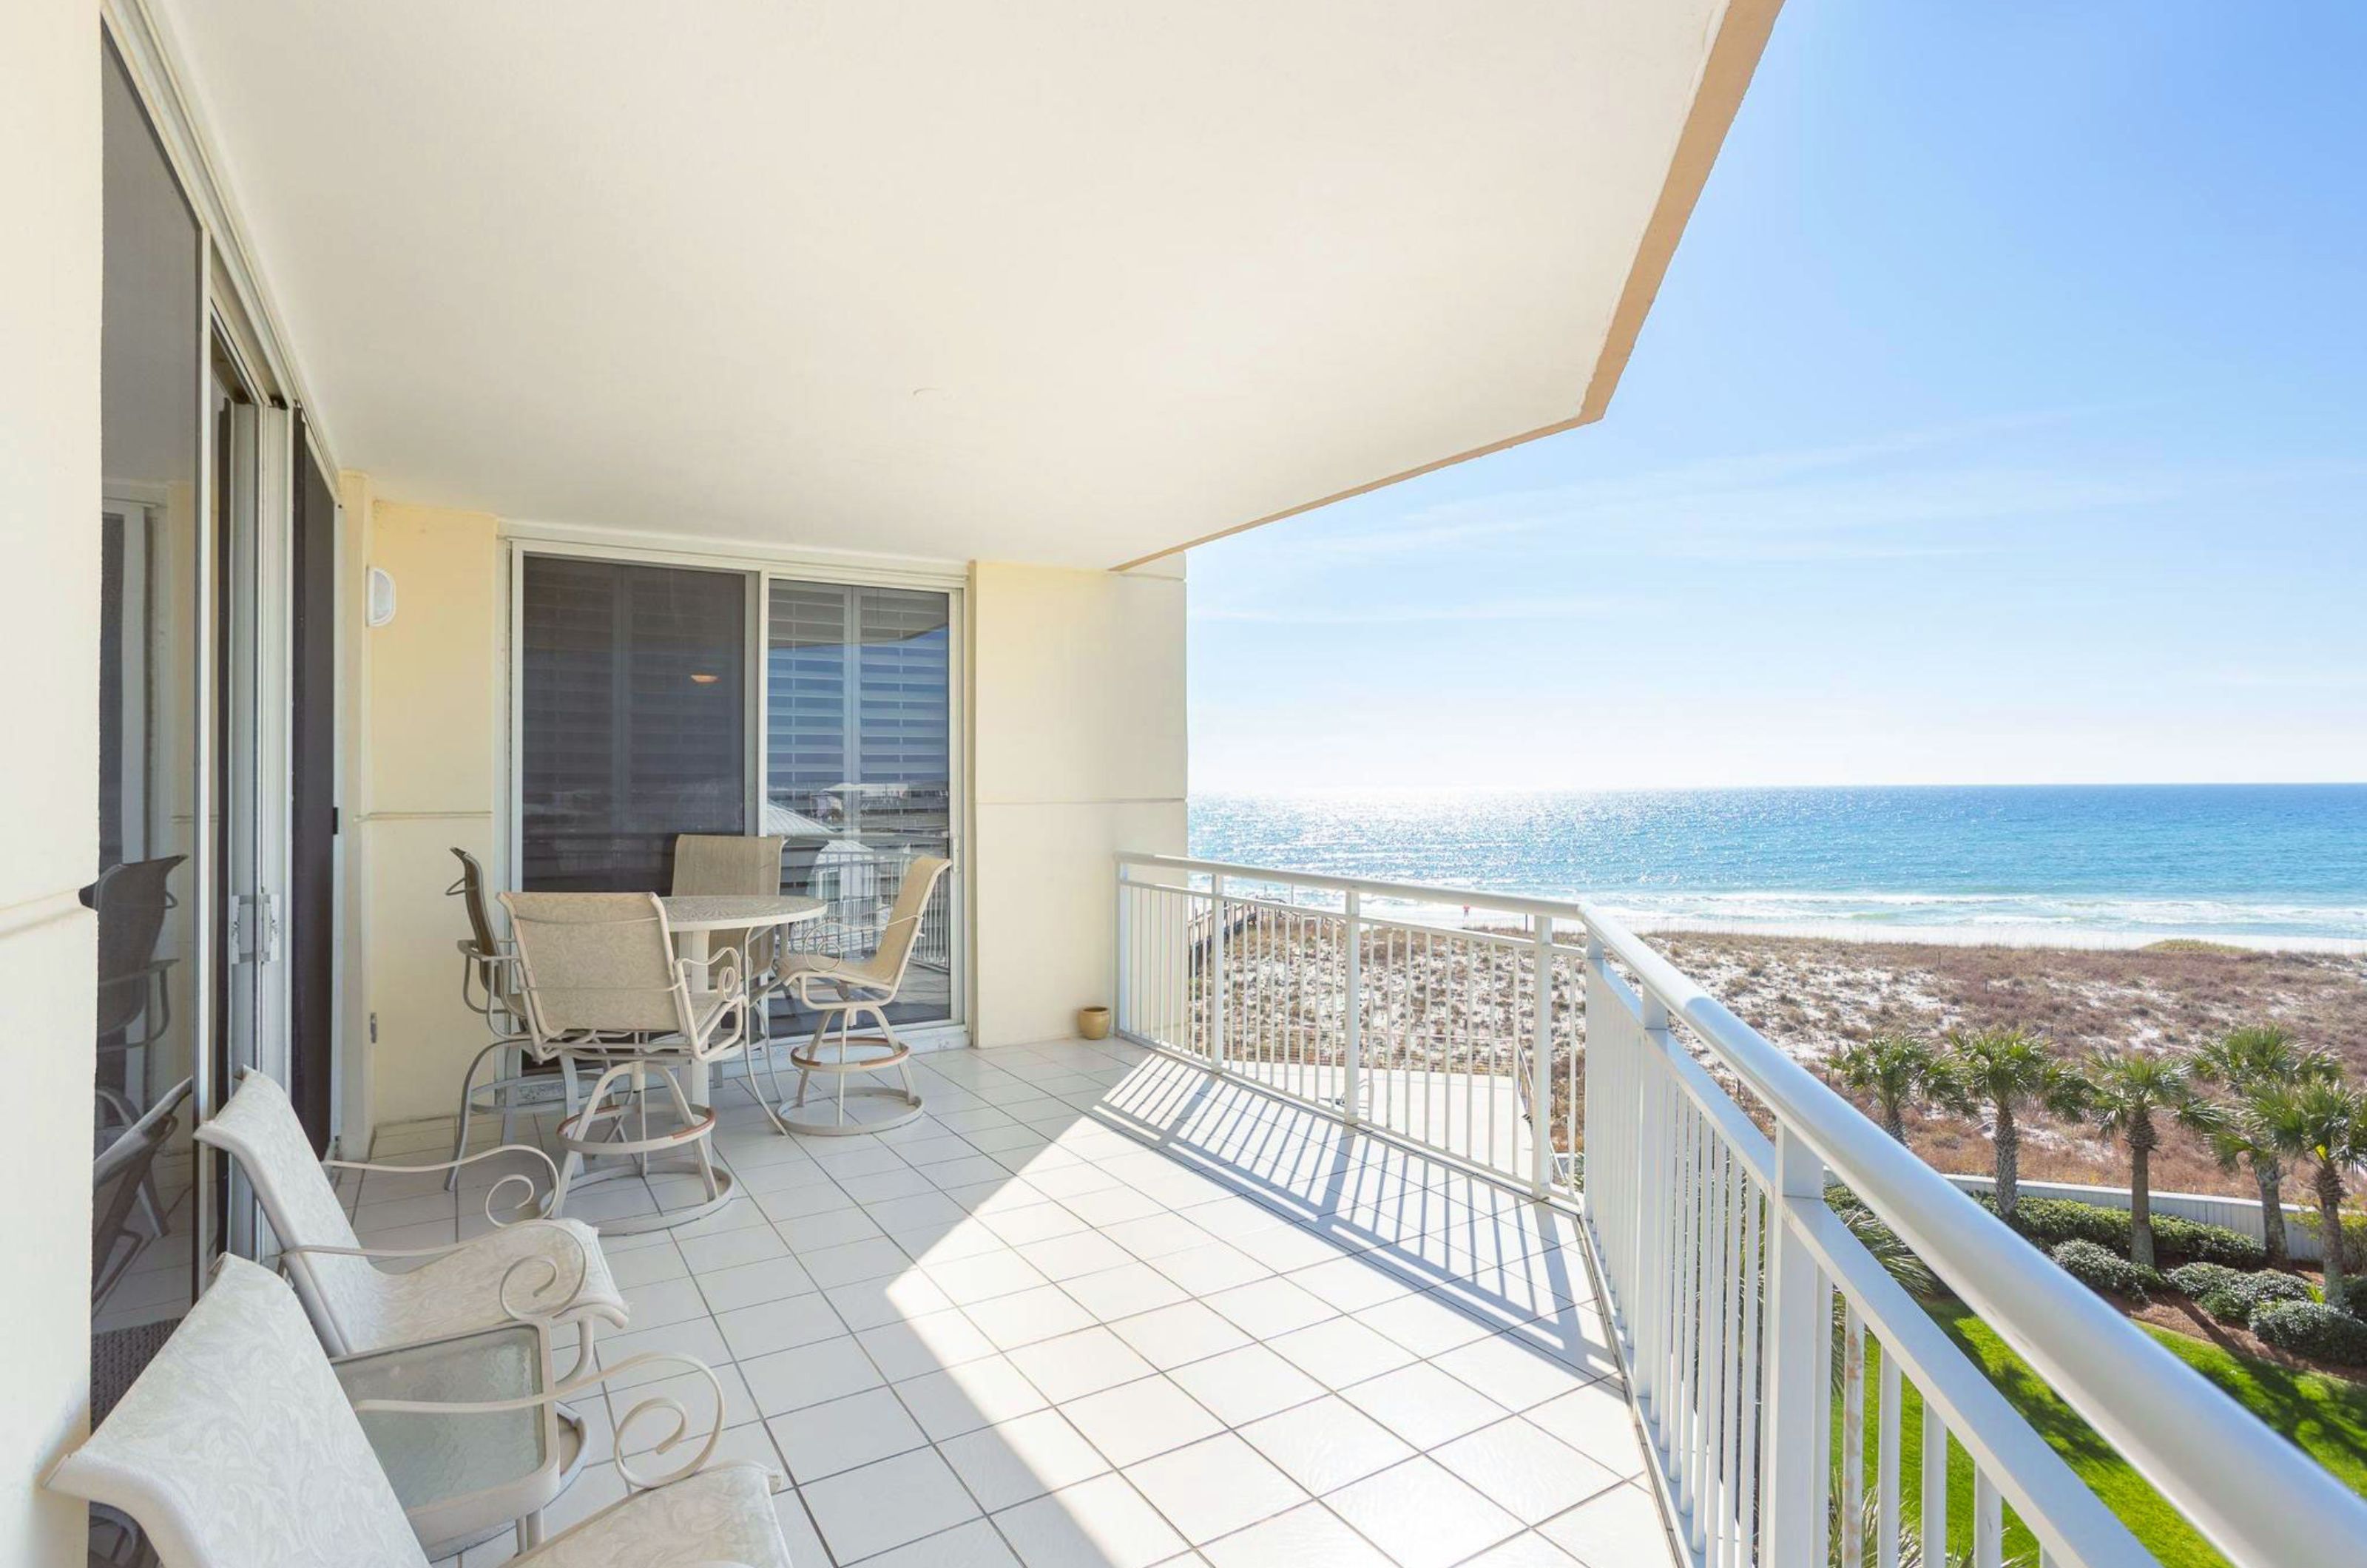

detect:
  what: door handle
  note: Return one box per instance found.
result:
[227,892,283,965]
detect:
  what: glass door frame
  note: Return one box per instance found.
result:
[501,535,970,1048]
[198,302,298,1270]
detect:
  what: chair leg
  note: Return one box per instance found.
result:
[448,1040,499,1192]
[498,1043,521,1146]
[794,1013,830,1109]
[659,1066,720,1202]
[754,991,790,1109]
[550,1144,581,1217]
[835,1010,852,1125]
[868,1007,918,1104]
[553,1060,637,1216]
[632,1062,650,1177]
[763,1016,792,1109]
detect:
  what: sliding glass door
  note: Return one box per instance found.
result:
[93,33,203,1360]
[766,582,955,1027]
[513,552,960,1034]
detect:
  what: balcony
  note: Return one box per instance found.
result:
[357,1038,1655,1568]
[300,848,2367,1568]
[1105,854,2367,1568]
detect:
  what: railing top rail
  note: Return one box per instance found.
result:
[1118,851,1595,925]
[1573,895,2367,1568]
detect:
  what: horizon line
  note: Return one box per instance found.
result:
[1186,779,2367,796]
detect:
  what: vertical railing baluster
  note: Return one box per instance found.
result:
[1811,1268,1834,1568]
[1738,1172,1763,1567]
[1342,891,1362,1126]
[1210,873,1227,1075]
[1761,1123,1827,1568]
[1843,1305,1865,1568]
[1698,1132,1727,1563]
[1877,1332,1901,1568]
[1975,1470,2003,1568]
[1922,1408,1949,1568]
[1115,868,1130,1035]
[1633,1031,1663,1423]
[1530,914,1553,1194]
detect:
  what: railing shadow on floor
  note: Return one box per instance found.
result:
[1082,1047,1612,1383]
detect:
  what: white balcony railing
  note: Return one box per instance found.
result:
[1112,853,2367,1568]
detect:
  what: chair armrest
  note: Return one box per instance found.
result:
[287,1220,601,1325]
[679,944,743,995]
[783,967,892,1006]
[283,1239,472,1263]
[327,1143,558,1228]
[351,1350,730,1492]
[325,1143,556,1183]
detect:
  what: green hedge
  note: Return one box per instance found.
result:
[1973,1193,2265,1269]
[2164,1261,2245,1300]
[2250,1300,2367,1366]
[2195,1271,2314,1326]
[2051,1240,2164,1304]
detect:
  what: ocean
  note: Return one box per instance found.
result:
[1188,785,2367,947]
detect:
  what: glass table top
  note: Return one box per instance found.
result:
[334,1322,549,1513]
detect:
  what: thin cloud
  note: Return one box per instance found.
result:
[1192,595,1630,626]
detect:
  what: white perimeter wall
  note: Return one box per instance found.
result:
[969,560,1188,1046]
[0,1,102,1560]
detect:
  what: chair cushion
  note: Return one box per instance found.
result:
[373,1218,627,1346]
[47,1256,427,1568]
[512,1462,794,1568]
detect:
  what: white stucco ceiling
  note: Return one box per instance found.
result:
[155,1,1772,569]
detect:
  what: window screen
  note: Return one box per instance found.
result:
[520,557,746,891]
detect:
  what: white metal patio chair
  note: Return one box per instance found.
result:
[47,1254,793,1568]
[195,1069,625,1365]
[442,846,538,1189]
[92,1078,192,1307]
[502,891,748,1231]
[771,854,950,1135]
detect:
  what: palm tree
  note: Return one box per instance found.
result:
[1933,1027,2087,1226]
[2250,1077,2367,1313]
[2079,1050,2209,1268]
[2191,1025,2334,1266]
[1831,1034,1936,1143]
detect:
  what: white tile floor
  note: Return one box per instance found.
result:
[357,1040,1669,1568]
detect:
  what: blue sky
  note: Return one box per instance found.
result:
[1189,4,2367,791]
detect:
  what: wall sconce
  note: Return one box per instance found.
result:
[366,566,397,627]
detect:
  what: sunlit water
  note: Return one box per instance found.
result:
[1189,785,2367,945]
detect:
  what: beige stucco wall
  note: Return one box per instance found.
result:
[968,559,1189,1047]
[0,0,101,1558]
[340,530,1193,1129]
[356,501,503,1127]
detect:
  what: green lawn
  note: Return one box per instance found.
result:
[1884,1300,2367,1568]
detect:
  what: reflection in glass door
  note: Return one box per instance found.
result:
[91,38,203,1374]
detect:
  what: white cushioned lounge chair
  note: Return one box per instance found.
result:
[47,1254,793,1568]
[197,1069,625,1362]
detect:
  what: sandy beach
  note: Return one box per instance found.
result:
[1649,929,2367,1196]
